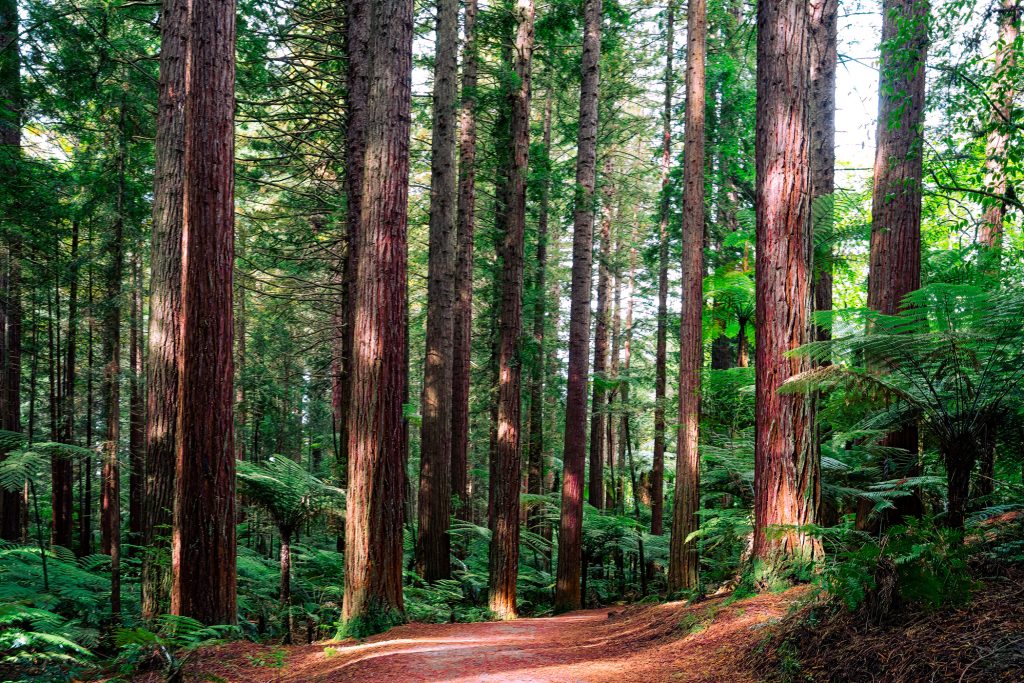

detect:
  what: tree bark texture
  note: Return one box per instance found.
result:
[810,0,837,344]
[416,0,459,583]
[53,222,79,549]
[588,156,613,511]
[171,0,238,625]
[753,0,821,567]
[142,0,186,620]
[556,0,601,614]
[669,0,705,593]
[450,0,478,523]
[489,0,533,621]
[341,0,413,636]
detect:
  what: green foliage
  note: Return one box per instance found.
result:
[818,517,975,614]
[113,615,241,682]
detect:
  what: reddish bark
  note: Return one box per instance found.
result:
[171,0,238,625]
[128,250,145,546]
[556,0,601,613]
[489,0,533,620]
[752,0,820,567]
[142,0,186,619]
[652,0,674,539]
[53,221,78,550]
[450,0,478,523]
[810,0,837,344]
[341,0,413,636]
[867,0,928,521]
[416,0,459,583]
[669,0,705,593]
[588,157,613,511]
[0,0,23,541]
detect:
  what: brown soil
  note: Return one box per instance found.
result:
[149,589,805,682]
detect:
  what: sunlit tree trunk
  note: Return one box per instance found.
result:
[142,0,186,620]
[171,0,237,625]
[752,0,820,569]
[651,0,674,541]
[340,0,413,637]
[489,0,533,620]
[451,0,478,523]
[416,0,458,583]
[556,0,601,613]
[867,0,928,524]
[669,0,705,593]
[128,250,145,546]
[979,0,1019,254]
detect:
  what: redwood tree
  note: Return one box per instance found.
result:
[489,0,534,620]
[651,0,674,540]
[171,0,238,625]
[867,0,928,522]
[668,0,705,593]
[752,0,820,568]
[450,0,477,523]
[810,0,837,343]
[416,0,459,583]
[142,0,186,620]
[588,158,612,510]
[556,0,601,613]
[341,0,413,636]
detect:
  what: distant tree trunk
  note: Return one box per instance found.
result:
[607,264,621,512]
[810,0,837,345]
[171,0,237,625]
[235,226,247,462]
[340,0,412,637]
[867,0,928,523]
[976,1,1018,499]
[651,0,674,541]
[142,0,186,620]
[617,240,636,510]
[101,101,127,622]
[128,250,145,546]
[489,0,533,621]
[53,221,79,549]
[669,0,705,594]
[527,90,553,537]
[416,0,459,583]
[556,0,601,614]
[80,261,95,557]
[979,0,1019,253]
[0,0,23,541]
[752,0,820,568]
[280,527,293,644]
[588,157,613,511]
[450,0,477,523]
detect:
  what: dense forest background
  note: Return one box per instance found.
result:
[1,0,1023,678]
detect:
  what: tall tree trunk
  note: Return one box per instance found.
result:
[527,90,553,537]
[53,221,79,549]
[489,0,533,621]
[810,0,837,345]
[100,101,127,624]
[867,0,928,523]
[280,528,293,644]
[752,0,820,569]
[0,0,23,541]
[142,0,186,620]
[555,0,601,613]
[651,0,674,541]
[335,0,370,490]
[128,250,145,546]
[171,0,237,625]
[607,263,621,512]
[979,0,1019,253]
[340,0,412,637]
[416,0,459,583]
[588,156,613,511]
[450,0,478,523]
[80,257,95,557]
[669,0,706,594]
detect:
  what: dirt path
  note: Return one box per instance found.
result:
[170,589,803,682]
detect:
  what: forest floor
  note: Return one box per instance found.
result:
[160,588,806,682]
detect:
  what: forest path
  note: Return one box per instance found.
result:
[179,588,803,682]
